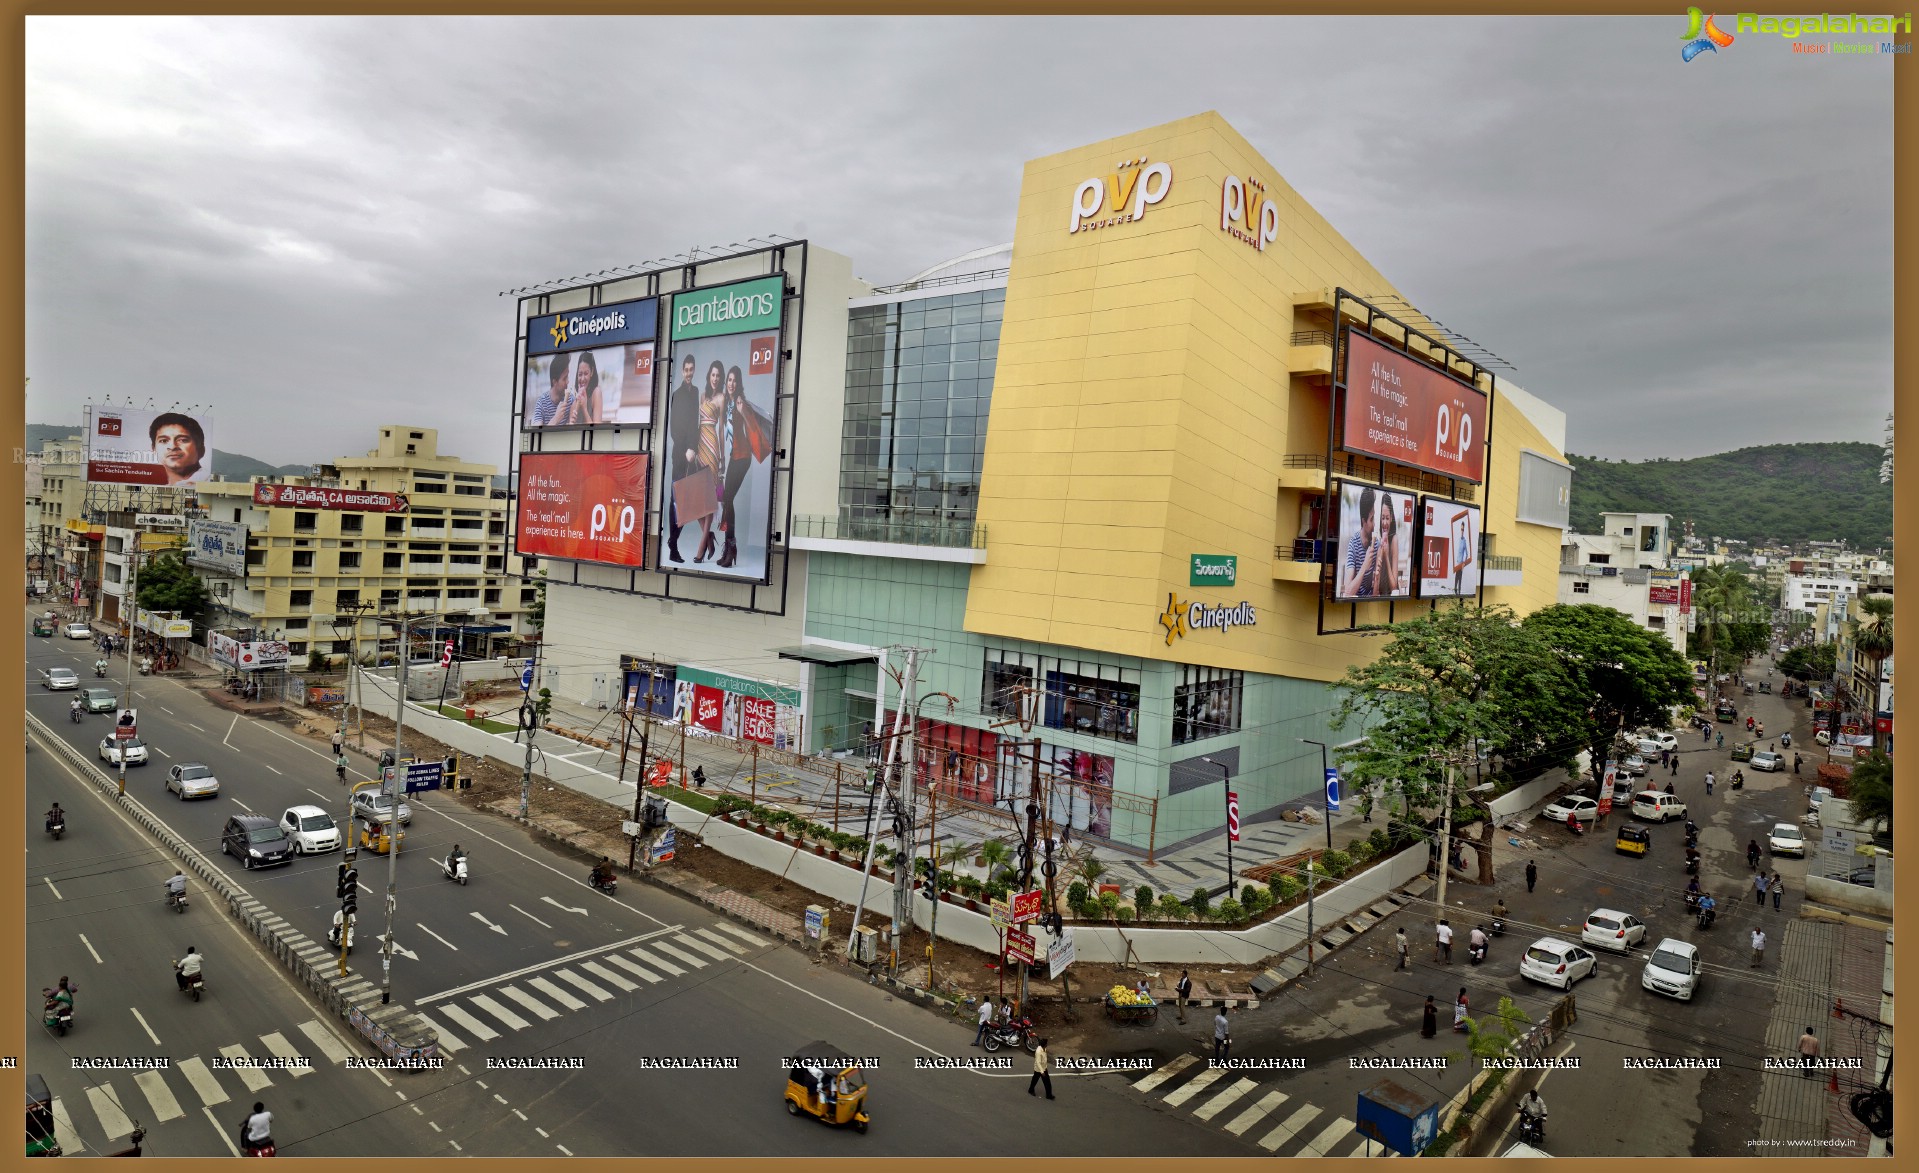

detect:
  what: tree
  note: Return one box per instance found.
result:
[1687,566,1767,686]
[1779,642,1836,682]
[525,568,548,630]
[134,551,211,627]
[1846,751,1892,834]
[1522,605,1697,798]
[977,839,1012,883]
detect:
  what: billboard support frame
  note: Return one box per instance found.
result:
[1316,289,1499,637]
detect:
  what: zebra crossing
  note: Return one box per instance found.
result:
[1127,1054,1391,1158]
[51,1019,357,1153]
[414,922,770,1053]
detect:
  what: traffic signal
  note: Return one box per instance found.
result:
[337,865,358,900]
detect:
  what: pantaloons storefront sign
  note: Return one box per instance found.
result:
[1159,592,1258,646]
[1069,156,1172,234]
[1219,174,1279,251]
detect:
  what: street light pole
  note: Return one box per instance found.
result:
[1299,739,1336,854]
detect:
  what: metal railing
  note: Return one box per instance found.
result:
[790,513,987,550]
[1484,555,1523,572]
[868,268,1010,295]
[1279,454,1477,501]
[1289,329,1335,348]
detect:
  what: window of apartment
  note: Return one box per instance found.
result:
[285,618,308,631]
[1586,553,1611,565]
[1647,616,1666,630]
[336,590,360,609]
[290,589,313,607]
[1173,665,1244,745]
[1572,581,1590,594]
[983,657,1034,719]
[289,641,308,655]
[380,589,400,608]
[331,640,351,655]
[383,552,403,570]
[385,517,405,535]
[483,588,501,605]
[292,551,315,570]
[338,551,361,570]
[340,514,363,534]
[520,588,539,605]
[294,511,317,533]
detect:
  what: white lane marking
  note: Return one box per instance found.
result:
[1162,1066,1225,1107]
[178,1057,229,1106]
[604,954,663,983]
[627,946,684,977]
[262,764,282,775]
[222,714,238,747]
[160,706,175,715]
[526,976,588,1011]
[154,747,170,758]
[498,985,560,1021]
[556,1145,573,1156]
[412,1013,470,1053]
[678,932,736,961]
[540,895,588,916]
[1301,1116,1357,1156]
[203,1106,243,1156]
[468,994,531,1031]
[188,722,205,732]
[217,1045,274,1093]
[693,927,749,955]
[417,923,459,951]
[471,912,508,935]
[509,904,551,929]
[132,1070,186,1122]
[1128,1052,1189,1098]
[1258,1103,1323,1151]
[417,926,684,1003]
[551,969,613,1002]
[652,940,707,969]
[710,922,772,948]
[233,799,253,812]
[43,877,63,900]
[1195,1077,1258,1121]
[535,1127,548,1138]
[86,1083,137,1140]
[79,933,103,963]
[373,933,418,961]
[1225,1089,1289,1136]
[740,957,990,1070]
[580,961,637,992]
[259,1032,313,1077]
[51,1098,82,1154]
[130,1007,162,1046]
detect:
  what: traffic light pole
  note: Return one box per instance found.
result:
[379,614,414,1005]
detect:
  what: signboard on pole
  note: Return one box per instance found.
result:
[1227,790,1242,842]
[1011,889,1044,924]
[402,760,445,794]
[1046,929,1076,980]
[989,899,1012,930]
[1005,929,1037,965]
[521,664,535,692]
[804,907,824,939]
[1324,768,1340,813]
[114,708,137,740]
[649,826,677,864]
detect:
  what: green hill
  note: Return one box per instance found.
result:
[26,423,310,481]
[1568,443,1893,550]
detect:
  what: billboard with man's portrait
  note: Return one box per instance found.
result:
[1332,480,1415,602]
[86,407,214,486]
[656,276,784,584]
[523,297,658,429]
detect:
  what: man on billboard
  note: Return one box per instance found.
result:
[149,413,210,484]
[1338,485,1378,598]
[664,352,701,562]
[529,355,569,428]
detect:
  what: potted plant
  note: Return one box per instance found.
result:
[978,839,1012,881]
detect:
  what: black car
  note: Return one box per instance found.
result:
[221,815,294,870]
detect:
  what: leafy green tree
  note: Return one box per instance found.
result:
[134,551,211,627]
[1522,605,1697,798]
[1847,750,1892,833]
[1850,598,1893,736]
[1687,565,1767,684]
[977,839,1012,883]
[1779,642,1836,681]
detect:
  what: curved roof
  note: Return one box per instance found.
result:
[903,242,1014,285]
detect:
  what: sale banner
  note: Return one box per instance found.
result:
[740,695,777,745]
[692,684,725,732]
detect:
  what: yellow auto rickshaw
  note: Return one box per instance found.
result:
[784,1043,869,1133]
[1615,823,1652,856]
[357,817,404,855]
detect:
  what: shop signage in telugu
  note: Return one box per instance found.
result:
[1189,554,1238,587]
[253,483,410,513]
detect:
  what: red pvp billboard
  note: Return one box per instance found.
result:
[1342,330,1488,483]
[515,452,651,568]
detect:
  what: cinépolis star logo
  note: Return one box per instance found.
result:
[1160,592,1188,646]
[549,317,569,348]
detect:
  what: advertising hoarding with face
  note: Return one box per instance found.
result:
[187,519,248,576]
[86,407,214,486]
[1417,497,1482,598]
[1341,330,1488,483]
[1333,480,1415,602]
[523,343,656,429]
[514,453,651,568]
[657,276,785,583]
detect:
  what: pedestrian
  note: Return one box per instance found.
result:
[1670,756,1680,777]
[1793,753,1802,774]
[1660,748,1670,767]
[1213,1008,1233,1063]
[1705,771,1715,797]
[1750,927,1766,967]
[1395,928,1410,972]
[1435,919,1453,964]
[1702,725,1711,743]
[1525,860,1538,894]
[331,729,343,754]
[1771,872,1784,910]
[1027,1037,1053,1099]
[1753,872,1769,903]
[973,996,996,1048]
[1797,1027,1820,1078]
[1174,970,1192,1024]
[1420,995,1438,1038]
[1747,840,1762,870]
[1452,988,1470,1033]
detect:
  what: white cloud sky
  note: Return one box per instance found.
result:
[26,14,1894,468]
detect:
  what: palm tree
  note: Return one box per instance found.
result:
[977,839,1012,883]
[1688,566,1751,692]
[1849,597,1893,746]
[1846,750,1892,834]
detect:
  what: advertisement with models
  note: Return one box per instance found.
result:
[1341,330,1488,483]
[671,664,801,749]
[86,407,214,486]
[1417,497,1481,598]
[1333,480,1415,602]
[658,275,784,582]
[523,343,656,429]
[514,452,651,568]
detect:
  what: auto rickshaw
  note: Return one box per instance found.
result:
[357,817,404,855]
[26,1073,59,1157]
[31,617,53,638]
[784,1042,869,1133]
[1715,701,1737,723]
[1615,823,1652,857]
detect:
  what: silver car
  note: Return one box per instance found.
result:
[351,790,412,826]
[43,667,79,690]
[167,762,221,800]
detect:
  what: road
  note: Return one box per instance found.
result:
[25,623,1265,1157]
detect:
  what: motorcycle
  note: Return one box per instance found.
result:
[42,993,74,1036]
[1731,773,1745,791]
[69,706,84,724]
[1684,855,1699,875]
[93,662,108,678]
[589,870,618,894]
[1684,890,1702,914]
[1518,1111,1545,1146]
[177,966,205,1002]
[982,1015,1037,1053]
[46,817,64,841]
[242,1137,277,1158]
[328,918,355,952]
[1490,917,1506,938]
[1468,939,1489,966]
[441,855,469,885]
[167,887,188,913]
[1696,906,1716,930]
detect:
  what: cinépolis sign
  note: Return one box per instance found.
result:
[1159,592,1257,646]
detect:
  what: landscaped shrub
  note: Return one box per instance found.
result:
[1189,887,1211,916]
[984,879,1011,901]
[1320,849,1352,878]
[955,874,983,898]
[1349,840,1376,864]
[1215,898,1244,923]
[1067,881,1090,910]
[1158,894,1189,920]
[1076,898,1103,920]
[1097,891,1121,917]
[1135,885,1154,913]
[1276,874,1301,902]
[1240,884,1261,909]
[1369,827,1391,853]
[1242,888,1271,915]
[1115,906,1135,923]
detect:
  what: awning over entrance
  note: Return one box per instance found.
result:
[772,644,879,667]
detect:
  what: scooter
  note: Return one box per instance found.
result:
[1685,854,1700,875]
[981,1015,1038,1053]
[42,993,73,1036]
[327,919,354,952]
[242,1137,277,1158]
[441,855,469,885]
[1731,773,1745,791]
[1468,939,1489,966]
[93,662,108,678]
[1490,916,1506,938]
[1696,906,1716,930]
[589,870,618,894]
[46,817,64,840]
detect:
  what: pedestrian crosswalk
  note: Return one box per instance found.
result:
[49,1019,353,1154]
[1126,1054,1385,1157]
[414,922,768,1054]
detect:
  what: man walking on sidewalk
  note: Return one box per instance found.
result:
[1213,1009,1233,1063]
[1771,873,1784,910]
[1753,872,1770,904]
[1174,971,1192,1024]
[1435,920,1453,964]
[1525,860,1538,894]
[1028,1038,1053,1099]
[1798,1027,1820,1077]
[1750,927,1767,967]
[1705,770,1715,797]
[1395,928,1410,972]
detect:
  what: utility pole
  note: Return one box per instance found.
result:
[378,608,423,1005]
[1434,752,1459,935]
[517,638,544,820]
[625,662,657,872]
[847,647,921,963]
[117,546,141,796]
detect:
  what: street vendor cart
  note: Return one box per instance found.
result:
[1104,985,1159,1023]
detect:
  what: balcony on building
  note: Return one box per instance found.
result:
[789,511,988,564]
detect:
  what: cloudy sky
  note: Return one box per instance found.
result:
[25,15,1895,469]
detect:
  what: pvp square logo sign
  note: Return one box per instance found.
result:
[748,335,777,376]
[96,416,123,437]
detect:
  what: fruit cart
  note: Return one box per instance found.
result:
[1104,985,1159,1023]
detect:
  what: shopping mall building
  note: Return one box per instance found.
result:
[518,112,1574,855]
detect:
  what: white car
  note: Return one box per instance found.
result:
[1541,795,1599,823]
[1581,908,1647,953]
[166,762,221,800]
[1641,937,1702,1001]
[63,623,93,640]
[1814,729,1832,746]
[1640,730,1678,752]
[351,790,412,826]
[1808,786,1834,809]
[1519,938,1598,990]
[1620,754,1649,777]
[43,667,79,690]
[281,806,341,855]
[98,737,150,767]
[1768,823,1806,857]
[1750,751,1784,772]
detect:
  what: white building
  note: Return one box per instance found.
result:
[1558,512,1686,654]
[1782,574,1858,615]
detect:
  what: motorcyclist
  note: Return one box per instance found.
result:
[69,697,84,720]
[1698,893,1717,923]
[48,977,76,1011]
[174,946,203,991]
[45,803,64,832]
[590,858,615,889]
[1781,731,1792,749]
[1518,1089,1548,1138]
[1566,812,1582,835]
[93,657,109,677]
[240,1102,273,1154]
[165,870,186,903]
[1468,925,1489,962]
[1685,877,1703,910]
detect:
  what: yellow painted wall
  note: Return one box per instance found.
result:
[966,111,1568,682]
